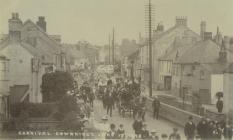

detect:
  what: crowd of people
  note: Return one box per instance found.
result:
[72,71,233,140]
[104,120,181,140]
[184,116,233,140]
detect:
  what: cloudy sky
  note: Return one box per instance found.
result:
[0,0,233,45]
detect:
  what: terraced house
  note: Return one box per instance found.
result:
[0,13,67,111]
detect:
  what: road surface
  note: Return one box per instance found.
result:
[92,99,185,139]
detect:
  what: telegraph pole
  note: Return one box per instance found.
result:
[109,34,111,65]
[145,0,154,97]
[112,28,115,66]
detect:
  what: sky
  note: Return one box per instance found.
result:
[0,0,233,45]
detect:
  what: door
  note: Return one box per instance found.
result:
[164,76,172,90]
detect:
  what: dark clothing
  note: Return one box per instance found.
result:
[116,129,125,139]
[106,93,114,117]
[107,105,113,117]
[216,100,223,113]
[212,128,222,140]
[184,121,195,140]
[223,126,233,139]
[207,123,214,139]
[105,130,118,139]
[133,120,143,135]
[141,129,150,139]
[169,133,181,140]
[197,121,208,139]
[152,99,160,119]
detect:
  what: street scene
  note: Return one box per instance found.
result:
[1,0,233,139]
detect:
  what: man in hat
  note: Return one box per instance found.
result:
[106,91,114,117]
[148,129,159,140]
[197,117,208,140]
[152,97,160,120]
[169,128,181,140]
[184,116,196,140]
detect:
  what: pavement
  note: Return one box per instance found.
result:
[92,99,186,139]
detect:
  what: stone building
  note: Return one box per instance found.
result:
[0,13,66,103]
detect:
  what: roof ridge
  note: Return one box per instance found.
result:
[24,19,61,48]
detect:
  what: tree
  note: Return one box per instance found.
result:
[41,71,74,102]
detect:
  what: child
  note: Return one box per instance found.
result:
[117,124,126,139]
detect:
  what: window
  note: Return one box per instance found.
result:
[200,70,205,80]
[0,62,6,71]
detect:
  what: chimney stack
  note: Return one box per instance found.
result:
[36,16,46,32]
[223,36,230,49]
[8,13,23,42]
[200,21,206,40]
[175,16,187,26]
[204,32,212,40]
[157,23,164,32]
[219,40,227,63]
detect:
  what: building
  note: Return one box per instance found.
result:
[223,63,233,123]
[173,35,232,104]
[0,13,66,104]
[140,17,200,89]
[0,56,10,119]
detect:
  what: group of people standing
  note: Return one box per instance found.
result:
[184,116,233,140]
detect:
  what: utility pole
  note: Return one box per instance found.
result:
[112,28,115,66]
[145,0,154,97]
[109,34,111,65]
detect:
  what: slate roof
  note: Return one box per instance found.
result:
[159,40,193,61]
[176,40,220,64]
[201,63,229,74]
[224,62,233,73]
[23,20,61,54]
[10,85,29,104]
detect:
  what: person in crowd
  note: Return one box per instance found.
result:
[197,117,208,140]
[133,117,143,138]
[169,128,181,140]
[184,116,196,140]
[133,96,140,119]
[161,134,168,140]
[141,123,150,139]
[216,98,223,113]
[106,91,114,117]
[148,129,159,140]
[105,123,118,139]
[117,124,125,139]
[88,89,95,107]
[211,122,222,140]
[223,124,233,140]
[206,120,215,139]
[152,97,160,120]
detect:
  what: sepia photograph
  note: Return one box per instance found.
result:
[0,0,233,139]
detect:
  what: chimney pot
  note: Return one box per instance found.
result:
[36,16,46,32]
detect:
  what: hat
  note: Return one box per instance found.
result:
[102,115,108,121]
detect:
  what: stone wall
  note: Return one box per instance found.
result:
[146,98,202,127]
